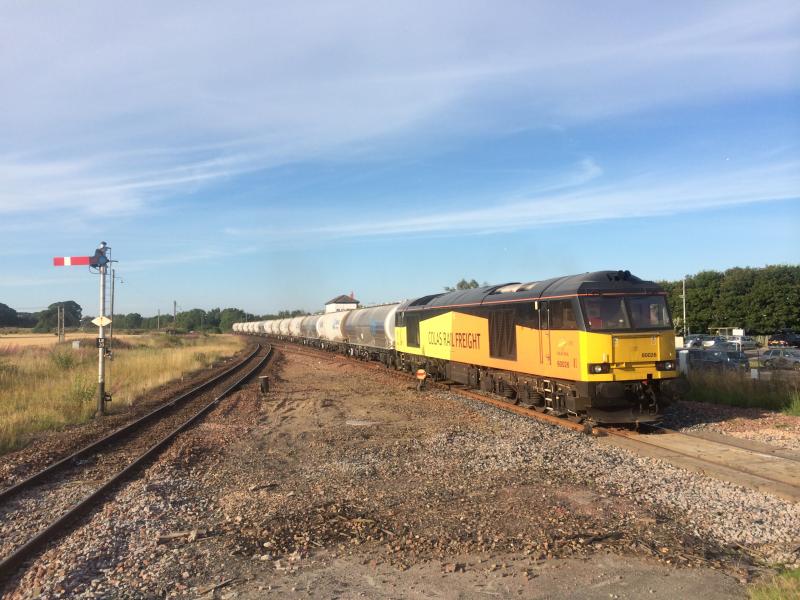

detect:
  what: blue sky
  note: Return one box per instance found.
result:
[0,1,798,316]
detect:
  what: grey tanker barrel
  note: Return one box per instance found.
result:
[342,304,400,349]
[289,316,305,337]
[300,315,322,339]
[317,310,352,342]
[278,318,291,335]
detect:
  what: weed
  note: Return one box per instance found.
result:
[749,568,800,600]
[192,352,210,366]
[783,390,800,417]
[50,349,77,370]
[67,374,95,405]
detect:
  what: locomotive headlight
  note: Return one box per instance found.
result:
[656,360,676,371]
[588,363,611,374]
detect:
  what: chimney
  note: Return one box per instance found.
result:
[350,290,354,299]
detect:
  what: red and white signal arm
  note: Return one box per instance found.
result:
[53,256,91,266]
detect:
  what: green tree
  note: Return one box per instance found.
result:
[176,309,208,331]
[16,312,38,328]
[219,308,246,331]
[124,313,143,329]
[445,278,480,291]
[661,265,800,335]
[276,309,309,318]
[0,303,18,327]
[206,308,221,328]
[33,301,82,332]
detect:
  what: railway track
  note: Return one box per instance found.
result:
[0,343,273,585]
[270,339,800,502]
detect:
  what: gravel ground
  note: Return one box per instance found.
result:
[0,349,262,559]
[662,400,800,452]
[4,348,796,598]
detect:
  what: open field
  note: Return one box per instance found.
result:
[0,334,245,453]
[0,332,139,350]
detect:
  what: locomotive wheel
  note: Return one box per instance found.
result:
[530,393,546,412]
[499,381,518,403]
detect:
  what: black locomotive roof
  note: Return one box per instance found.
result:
[403,271,664,312]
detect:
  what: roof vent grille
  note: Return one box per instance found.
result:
[607,270,633,282]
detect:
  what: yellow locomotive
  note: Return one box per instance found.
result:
[394,271,683,423]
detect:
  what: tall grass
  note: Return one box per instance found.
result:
[749,568,800,600]
[784,390,800,417]
[0,334,244,453]
[687,370,800,413]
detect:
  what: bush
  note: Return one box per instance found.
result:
[192,352,210,366]
[67,375,95,405]
[50,350,77,370]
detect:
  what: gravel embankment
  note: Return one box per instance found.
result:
[662,400,800,452]
[451,395,800,564]
[3,350,796,598]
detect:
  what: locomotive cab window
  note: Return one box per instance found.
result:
[515,303,539,328]
[628,295,672,329]
[548,299,578,330]
[581,297,630,331]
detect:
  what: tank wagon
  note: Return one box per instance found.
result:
[234,271,684,423]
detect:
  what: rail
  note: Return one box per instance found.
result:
[270,340,800,502]
[0,343,273,585]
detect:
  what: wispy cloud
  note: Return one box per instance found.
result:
[0,1,797,219]
[225,159,800,240]
[123,245,260,271]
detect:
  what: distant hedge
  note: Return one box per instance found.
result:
[659,265,800,335]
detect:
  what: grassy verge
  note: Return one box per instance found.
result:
[0,334,245,454]
[686,370,800,414]
[750,568,800,600]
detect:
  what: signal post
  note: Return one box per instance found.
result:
[54,241,114,416]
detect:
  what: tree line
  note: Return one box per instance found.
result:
[0,302,309,334]
[3,265,797,335]
[659,265,800,335]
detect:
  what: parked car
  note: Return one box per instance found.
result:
[687,348,750,372]
[725,335,759,350]
[702,336,729,348]
[684,335,707,348]
[761,348,800,370]
[769,330,800,348]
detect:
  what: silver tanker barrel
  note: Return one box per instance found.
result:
[342,304,400,349]
[300,314,322,340]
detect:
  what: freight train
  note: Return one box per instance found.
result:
[234,271,686,423]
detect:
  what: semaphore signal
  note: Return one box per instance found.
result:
[53,256,91,267]
[52,241,114,416]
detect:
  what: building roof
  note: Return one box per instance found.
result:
[325,294,359,305]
